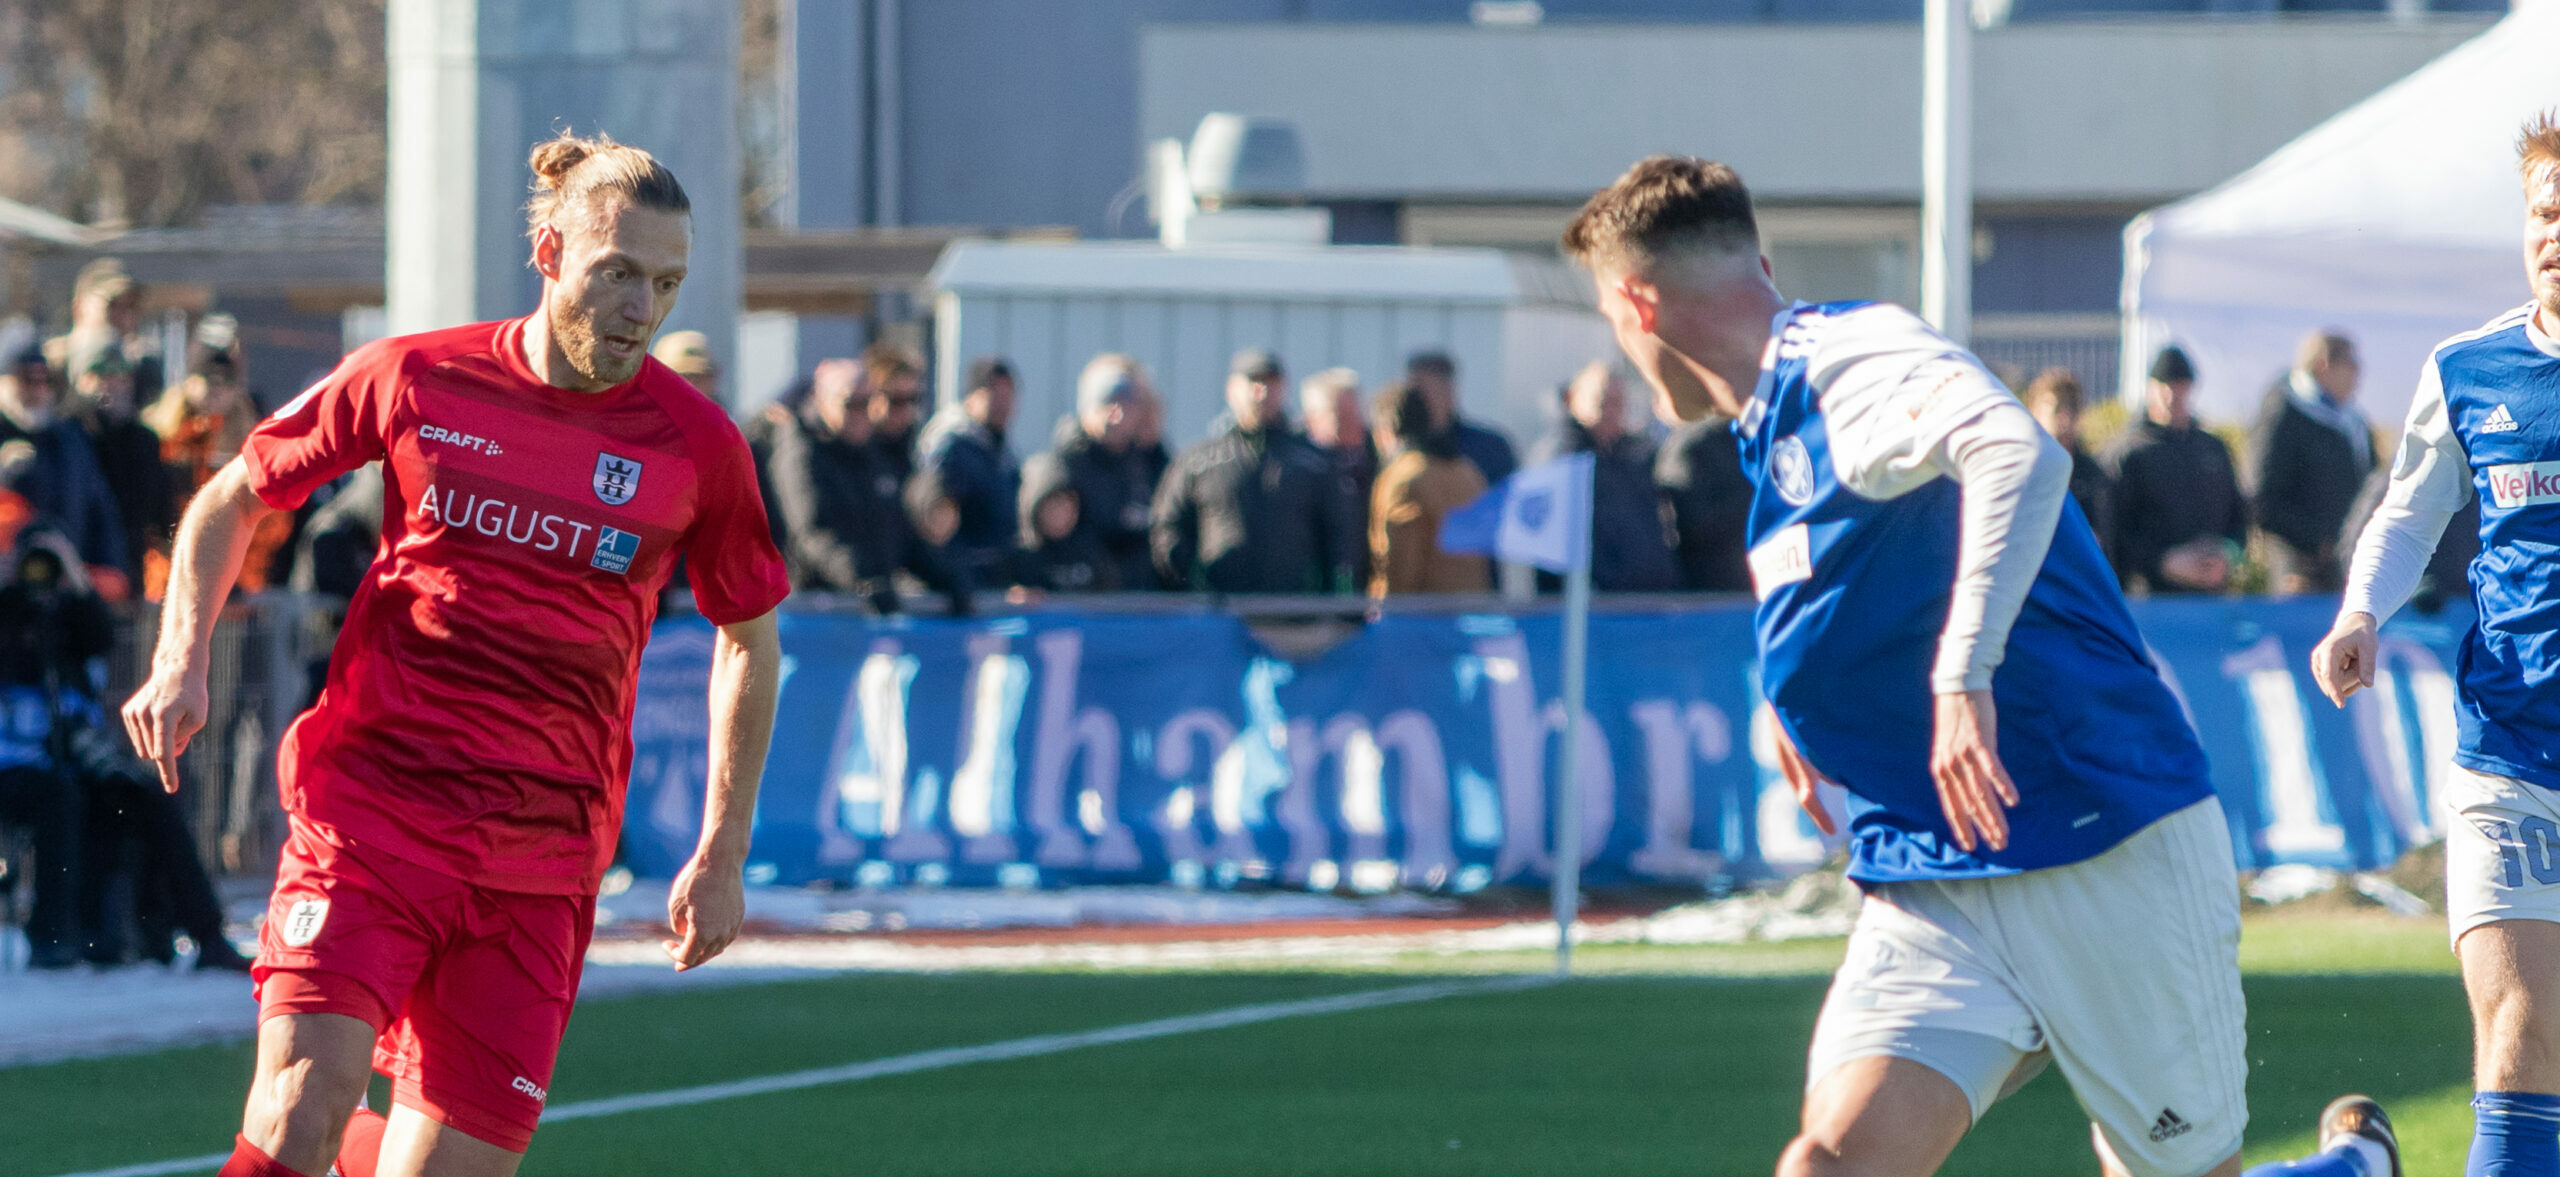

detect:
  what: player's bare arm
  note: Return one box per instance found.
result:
[664,608,783,971]
[122,457,277,792]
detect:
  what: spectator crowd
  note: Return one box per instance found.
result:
[0,255,2448,970]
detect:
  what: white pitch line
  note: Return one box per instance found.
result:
[43,974,1554,1177]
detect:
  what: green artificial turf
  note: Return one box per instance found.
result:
[0,912,2477,1177]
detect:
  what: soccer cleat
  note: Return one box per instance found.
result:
[2318,1094,2402,1177]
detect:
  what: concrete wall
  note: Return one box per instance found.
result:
[387,0,740,383]
[1137,18,2492,203]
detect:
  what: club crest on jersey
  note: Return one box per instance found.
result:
[1772,436,1817,507]
[592,452,644,506]
[280,897,329,947]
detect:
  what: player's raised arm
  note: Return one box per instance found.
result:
[122,458,278,792]
[2314,357,2471,705]
[664,607,783,970]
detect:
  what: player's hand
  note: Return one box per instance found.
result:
[663,852,746,971]
[121,667,207,794]
[2311,612,2379,706]
[1931,689,2018,854]
[1771,718,1837,837]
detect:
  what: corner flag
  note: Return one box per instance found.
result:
[1438,453,1595,574]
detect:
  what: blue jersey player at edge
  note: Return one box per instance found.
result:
[2316,111,2560,1177]
[1561,156,2400,1177]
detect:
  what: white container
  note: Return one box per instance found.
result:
[926,240,1612,452]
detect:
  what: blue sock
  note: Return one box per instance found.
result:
[2471,1092,2560,1177]
[2240,1145,2373,1177]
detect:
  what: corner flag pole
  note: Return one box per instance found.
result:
[1552,457,1597,978]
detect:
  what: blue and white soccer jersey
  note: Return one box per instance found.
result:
[2341,304,2560,946]
[1743,301,2243,1177]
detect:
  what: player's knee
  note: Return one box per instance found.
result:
[253,1055,366,1154]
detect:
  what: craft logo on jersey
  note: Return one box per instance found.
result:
[2484,403,2522,433]
[1772,436,1817,507]
[279,897,329,947]
[2486,461,2560,509]
[592,452,644,506]
[591,526,640,575]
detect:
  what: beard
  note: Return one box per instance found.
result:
[548,296,645,389]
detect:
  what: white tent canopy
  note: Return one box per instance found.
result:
[2122,2,2560,426]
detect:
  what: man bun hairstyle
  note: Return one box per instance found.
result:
[2521,109,2560,182]
[1561,155,1760,269]
[524,130,691,242]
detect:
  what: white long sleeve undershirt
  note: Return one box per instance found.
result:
[2338,354,2467,625]
[1801,303,2071,695]
[1931,404,2073,694]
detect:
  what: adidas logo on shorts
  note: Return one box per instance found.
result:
[2149,1108,2193,1143]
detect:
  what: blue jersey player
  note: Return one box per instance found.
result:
[1564,156,2400,1177]
[2316,113,2560,1177]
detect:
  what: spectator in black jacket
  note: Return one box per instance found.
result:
[918,356,1021,584]
[1298,367,1376,586]
[863,342,927,485]
[2021,367,2115,568]
[1010,452,1113,594]
[1044,354,1163,590]
[2250,330,2375,594]
[1407,350,1517,486]
[768,358,954,614]
[2110,347,2247,595]
[1530,362,1679,593]
[1152,349,1357,594]
[0,346,124,578]
[1655,414,1753,593]
[68,348,169,595]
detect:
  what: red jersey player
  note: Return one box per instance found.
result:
[122,133,787,1177]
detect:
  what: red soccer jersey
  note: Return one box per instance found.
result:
[242,317,789,895]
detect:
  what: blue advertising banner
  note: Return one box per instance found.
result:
[622,598,2473,889]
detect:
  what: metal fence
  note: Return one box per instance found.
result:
[107,593,324,878]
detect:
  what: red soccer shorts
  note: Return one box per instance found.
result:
[253,817,595,1153]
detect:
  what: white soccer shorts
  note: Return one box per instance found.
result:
[1804,798,2248,1177]
[2444,763,2560,947]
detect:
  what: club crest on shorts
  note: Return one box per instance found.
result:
[592,451,643,506]
[280,898,329,947]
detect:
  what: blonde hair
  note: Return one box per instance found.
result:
[523,130,689,242]
[2523,110,2560,182]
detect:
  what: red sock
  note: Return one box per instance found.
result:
[334,1108,389,1177]
[217,1135,316,1177]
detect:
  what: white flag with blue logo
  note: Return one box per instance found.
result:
[1438,452,1594,574]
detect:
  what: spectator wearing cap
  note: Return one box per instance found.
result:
[1530,362,1678,593]
[1152,348,1358,594]
[1298,368,1377,585]
[2249,329,2375,594]
[2021,367,2115,570]
[1045,353,1164,590]
[67,348,170,594]
[1655,412,1754,593]
[651,330,720,403]
[49,258,164,408]
[917,356,1022,584]
[2109,346,2247,595]
[1406,350,1517,486]
[1370,381,1490,597]
[0,346,125,577]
